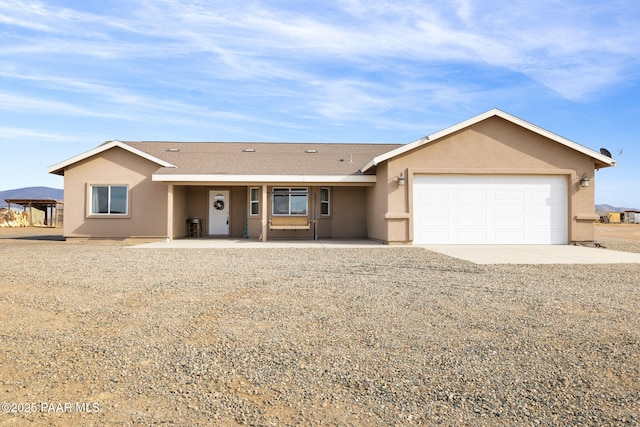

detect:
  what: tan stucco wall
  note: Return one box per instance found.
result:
[327,186,368,238]
[184,186,207,229]
[230,187,248,237]
[63,147,168,238]
[366,162,392,242]
[379,116,599,244]
[172,185,187,238]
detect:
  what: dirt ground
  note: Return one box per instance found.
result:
[595,222,640,241]
[0,223,638,426]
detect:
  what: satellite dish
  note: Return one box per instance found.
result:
[600,148,612,158]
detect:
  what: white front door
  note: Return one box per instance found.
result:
[208,190,230,235]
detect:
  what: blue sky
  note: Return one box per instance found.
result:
[1,0,639,207]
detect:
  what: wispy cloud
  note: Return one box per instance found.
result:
[0,0,638,129]
[0,126,76,141]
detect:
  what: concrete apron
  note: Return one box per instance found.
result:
[420,244,640,265]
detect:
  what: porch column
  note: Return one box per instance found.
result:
[167,184,174,241]
[261,185,268,241]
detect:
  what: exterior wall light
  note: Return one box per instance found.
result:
[580,173,590,188]
[398,172,406,186]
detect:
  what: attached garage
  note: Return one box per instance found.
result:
[413,175,568,244]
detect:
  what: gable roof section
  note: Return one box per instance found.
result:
[47,140,176,176]
[360,109,616,172]
[138,142,400,184]
[48,140,403,183]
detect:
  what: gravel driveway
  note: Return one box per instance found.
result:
[0,227,638,426]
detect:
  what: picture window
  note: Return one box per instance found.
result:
[90,185,128,215]
[273,188,307,216]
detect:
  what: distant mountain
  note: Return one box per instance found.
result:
[0,187,63,209]
[596,204,640,213]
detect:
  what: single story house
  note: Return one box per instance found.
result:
[48,109,615,244]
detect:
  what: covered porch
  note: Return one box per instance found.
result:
[162,182,373,242]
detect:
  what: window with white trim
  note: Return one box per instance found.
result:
[273,188,307,216]
[320,188,330,216]
[90,185,128,215]
[249,187,259,216]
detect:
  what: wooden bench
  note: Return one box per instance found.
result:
[269,216,311,230]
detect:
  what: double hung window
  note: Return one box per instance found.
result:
[273,188,307,216]
[90,185,128,215]
[320,188,330,216]
[249,187,260,215]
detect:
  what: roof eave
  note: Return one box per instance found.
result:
[489,109,616,168]
[596,158,617,169]
[360,108,616,171]
[47,140,176,176]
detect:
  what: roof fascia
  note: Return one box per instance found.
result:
[489,110,616,167]
[360,109,615,172]
[152,174,377,184]
[47,140,176,175]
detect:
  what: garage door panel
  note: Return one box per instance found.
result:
[458,190,487,201]
[532,205,552,214]
[495,231,525,243]
[423,207,450,218]
[423,189,449,197]
[426,218,450,227]
[421,231,450,242]
[495,204,524,215]
[458,204,487,214]
[497,217,525,227]
[532,215,559,226]
[458,217,485,227]
[413,175,568,244]
[532,191,553,200]
[458,231,487,242]
[495,190,524,201]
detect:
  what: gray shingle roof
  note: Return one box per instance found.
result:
[124,141,402,176]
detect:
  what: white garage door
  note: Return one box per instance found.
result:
[413,175,568,244]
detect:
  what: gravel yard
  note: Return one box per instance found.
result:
[0,226,639,426]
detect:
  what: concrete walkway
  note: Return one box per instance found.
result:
[420,244,640,264]
[129,238,640,264]
[130,238,388,249]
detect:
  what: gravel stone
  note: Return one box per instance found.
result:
[0,226,638,426]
